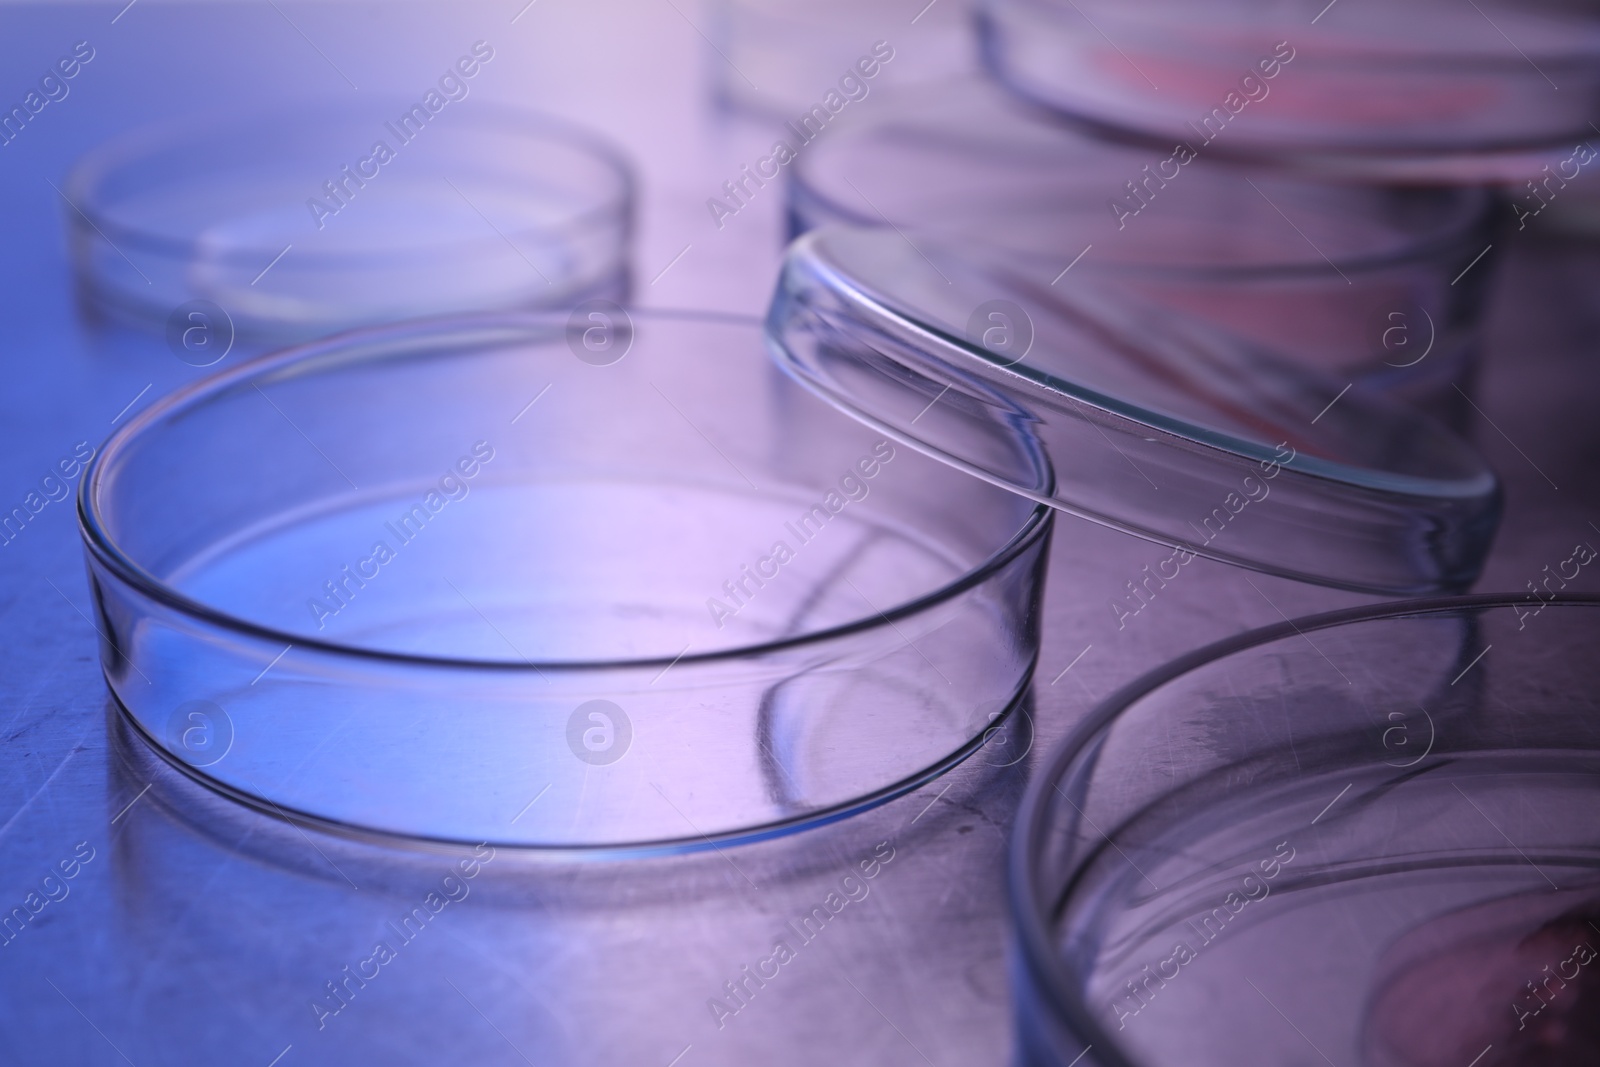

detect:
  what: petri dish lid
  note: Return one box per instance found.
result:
[765,226,1502,594]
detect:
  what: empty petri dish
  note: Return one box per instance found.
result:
[708,0,974,118]
[66,102,633,343]
[788,78,1498,422]
[78,311,1050,851]
[977,0,1600,182]
[1009,594,1600,1067]
[767,225,1502,595]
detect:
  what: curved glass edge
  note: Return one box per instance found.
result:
[785,78,1499,278]
[77,310,1053,672]
[106,668,1041,858]
[780,230,1500,496]
[973,2,1600,183]
[1006,593,1600,1067]
[79,307,1058,852]
[66,99,637,251]
[64,101,638,340]
[766,229,1503,595]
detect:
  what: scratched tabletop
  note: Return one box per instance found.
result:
[1,3,1598,1065]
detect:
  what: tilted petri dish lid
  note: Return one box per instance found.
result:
[784,76,1498,419]
[765,226,1502,594]
[975,0,1600,182]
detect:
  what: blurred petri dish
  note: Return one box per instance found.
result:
[66,103,633,344]
[977,0,1600,182]
[788,78,1499,423]
[78,311,1050,851]
[1009,594,1600,1067]
[708,0,974,119]
[767,225,1502,595]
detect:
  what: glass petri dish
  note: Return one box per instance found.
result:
[977,0,1600,182]
[1009,594,1600,1067]
[788,78,1498,423]
[708,0,974,118]
[767,225,1502,595]
[77,311,1050,852]
[66,103,633,343]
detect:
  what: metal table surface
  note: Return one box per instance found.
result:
[1,3,1597,1064]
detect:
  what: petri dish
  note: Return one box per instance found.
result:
[767,225,1502,595]
[66,102,633,343]
[707,0,974,119]
[788,78,1499,423]
[977,0,1600,182]
[1009,594,1600,1067]
[78,311,1051,851]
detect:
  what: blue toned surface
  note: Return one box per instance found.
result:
[1,2,1598,1065]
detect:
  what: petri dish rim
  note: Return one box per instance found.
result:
[788,83,1497,282]
[78,308,1055,675]
[979,90,1594,177]
[977,0,1600,66]
[971,3,1600,178]
[64,100,637,261]
[1007,591,1600,1067]
[783,231,1498,504]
